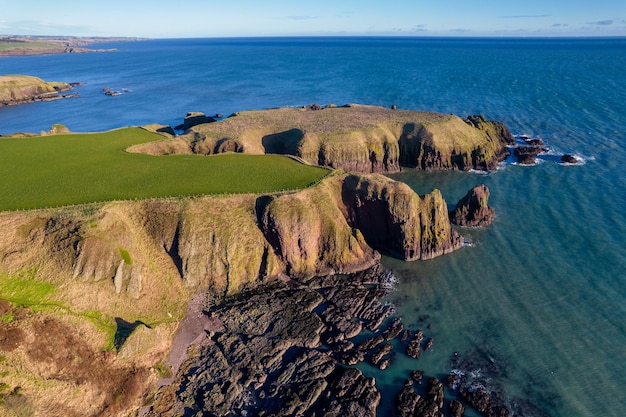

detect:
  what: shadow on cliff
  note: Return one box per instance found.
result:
[340,174,405,260]
[262,128,304,155]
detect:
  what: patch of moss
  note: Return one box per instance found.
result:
[118,248,133,265]
[0,274,55,307]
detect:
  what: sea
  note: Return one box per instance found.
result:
[0,37,624,416]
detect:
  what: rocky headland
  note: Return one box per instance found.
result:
[0,105,506,416]
[0,35,142,56]
[0,74,78,107]
[129,105,515,174]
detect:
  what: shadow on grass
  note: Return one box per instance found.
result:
[114,317,152,351]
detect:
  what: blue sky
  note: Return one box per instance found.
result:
[1,0,624,38]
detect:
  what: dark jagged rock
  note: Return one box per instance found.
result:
[406,330,424,359]
[175,111,216,130]
[369,343,394,369]
[461,388,511,417]
[358,335,385,352]
[400,329,411,342]
[304,103,323,110]
[318,367,380,417]
[382,317,404,340]
[447,349,514,417]
[395,377,446,417]
[514,146,547,165]
[525,138,545,146]
[396,388,422,417]
[561,154,578,164]
[424,337,434,351]
[450,184,495,227]
[336,348,366,366]
[426,377,445,410]
[147,268,397,416]
[450,399,465,417]
[410,370,424,385]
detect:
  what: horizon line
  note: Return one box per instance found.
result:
[4,33,626,40]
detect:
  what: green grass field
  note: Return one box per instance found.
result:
[0,127,330,211]
[0,41,58,52]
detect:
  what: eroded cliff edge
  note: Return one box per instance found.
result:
[1,172,461,300]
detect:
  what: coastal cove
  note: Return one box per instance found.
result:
[0,37,624,417]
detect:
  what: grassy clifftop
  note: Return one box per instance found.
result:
[0,127,329,211]
[132,105,513,173]
[0,75,71,106]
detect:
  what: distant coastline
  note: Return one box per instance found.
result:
[0,35,147,57]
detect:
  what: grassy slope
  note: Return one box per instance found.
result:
[188,105,451,149]
[0,127,329,211]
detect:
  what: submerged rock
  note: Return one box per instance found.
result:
[450,184,496,227]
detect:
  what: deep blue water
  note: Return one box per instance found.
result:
[1,37,624,416]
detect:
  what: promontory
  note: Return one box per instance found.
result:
[0,104,506,417]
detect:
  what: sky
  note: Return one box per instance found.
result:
[1,0,625,38]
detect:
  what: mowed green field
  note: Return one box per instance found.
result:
[0,127,330,211]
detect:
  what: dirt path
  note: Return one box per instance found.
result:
[159,291,224,386]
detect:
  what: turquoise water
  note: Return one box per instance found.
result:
[1,37,624,416]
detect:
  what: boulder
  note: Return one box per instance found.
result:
[449,399,465,417]
[382,317,404,340]
[410,370,424,385]
[406,330,424,359]
[561,154,578,164]
[514,146,546,165]
[450,184,495,227]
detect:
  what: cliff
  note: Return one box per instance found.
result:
[1,172,460,299]
[341,174,462,260]
[0,75,72,106]
[0,171,468,416]
[129,105,513,173]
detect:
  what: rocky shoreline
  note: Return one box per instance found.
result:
[0,75,81,107]
[145,264,532,417]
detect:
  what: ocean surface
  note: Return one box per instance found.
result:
[1,37,624,416]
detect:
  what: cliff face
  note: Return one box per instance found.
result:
[132,106,513,174]
[449,184,496,227]
[0,173,462,298]
[398,116,513,171]
[341,174,463,260]
[0,75,71,106]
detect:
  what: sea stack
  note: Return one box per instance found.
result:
[449,184,495,227]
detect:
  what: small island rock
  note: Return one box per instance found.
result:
[561,154,578,164]
[514,146,546,165]
[450,184,495,227]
